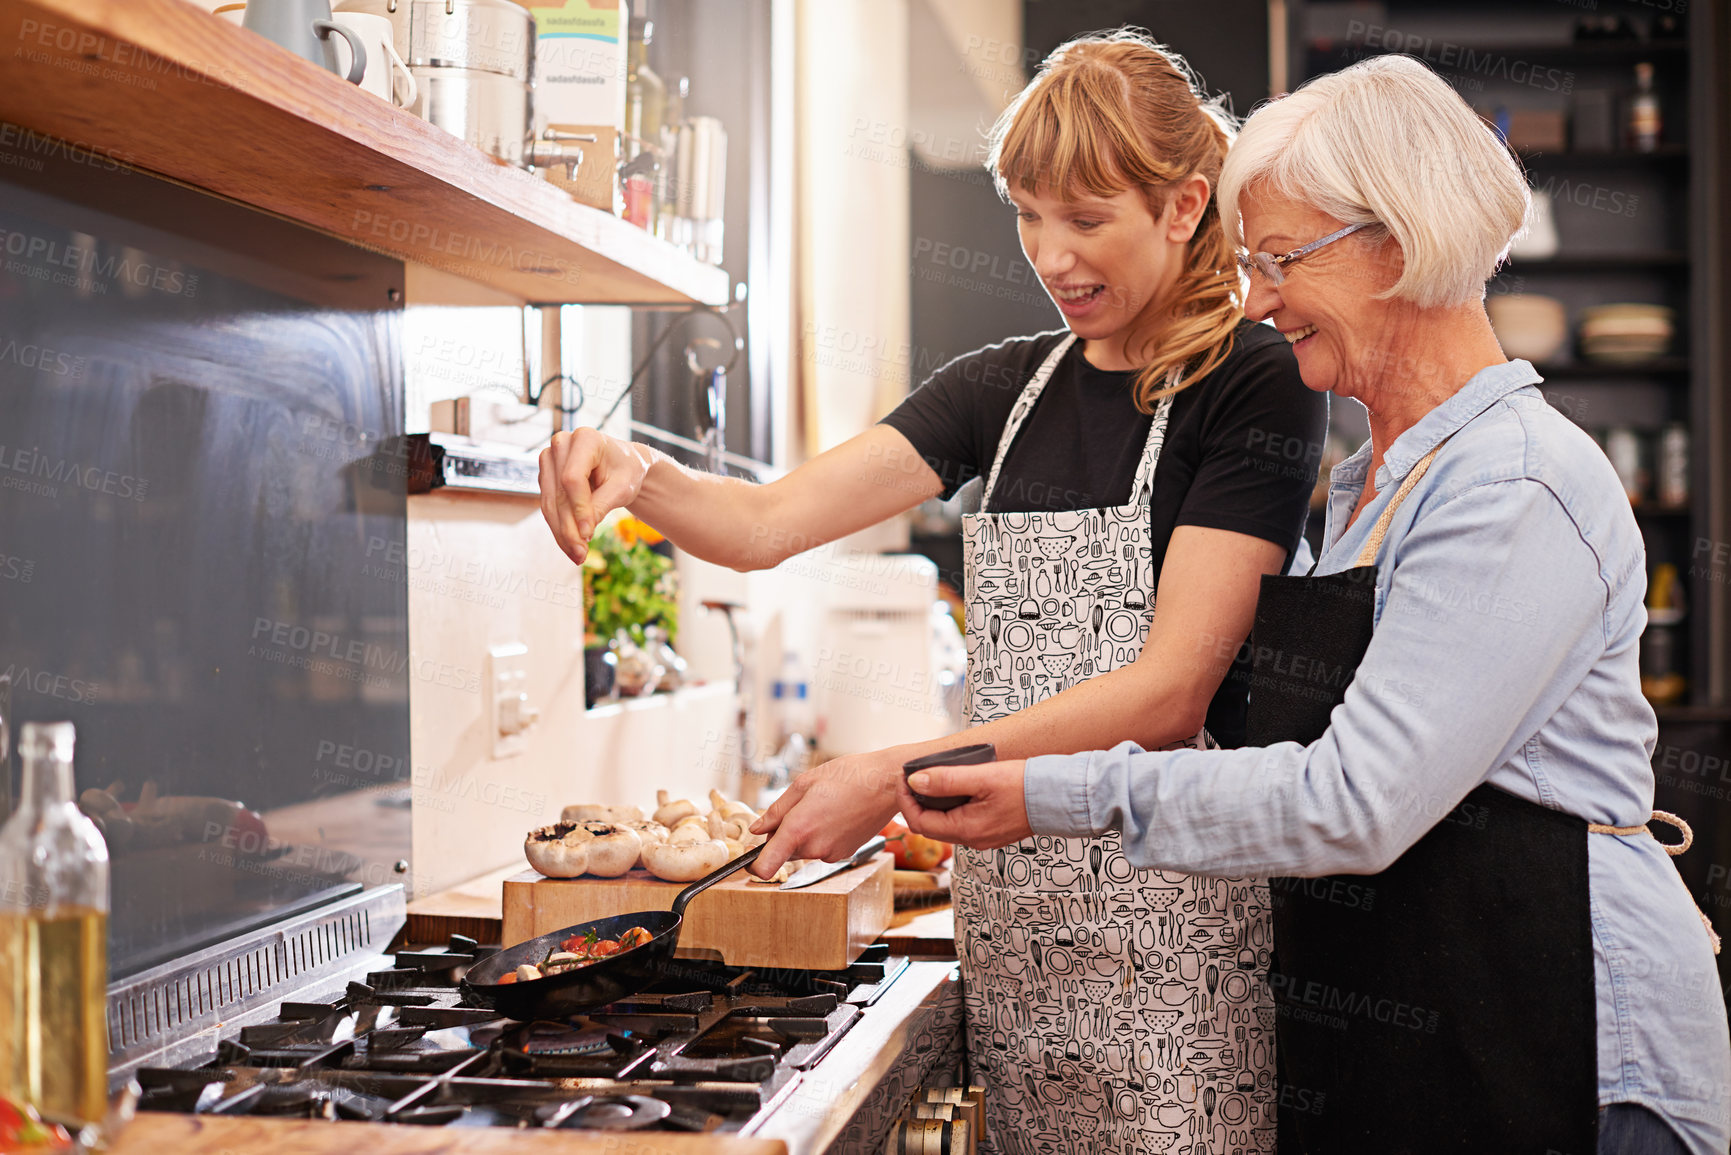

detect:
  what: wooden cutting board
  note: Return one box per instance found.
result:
[501,855,894,971]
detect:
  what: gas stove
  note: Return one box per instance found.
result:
[116,889,964,1153]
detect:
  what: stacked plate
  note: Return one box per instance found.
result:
[1579,304,1674,362]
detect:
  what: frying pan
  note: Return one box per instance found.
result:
[462,845,762,1020]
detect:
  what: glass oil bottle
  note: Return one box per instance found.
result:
[0,722,110,1127]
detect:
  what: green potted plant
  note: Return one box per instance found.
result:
[582,516,679,702]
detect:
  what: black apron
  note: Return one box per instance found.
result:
[1244,445,1599,1154]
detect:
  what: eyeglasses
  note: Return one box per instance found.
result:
[1237,222,1368,286]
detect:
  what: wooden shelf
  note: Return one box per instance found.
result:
[1517,146,1688,164]
[1654,705,1731,724]
[1535,358,1689,378]
[0,0,729,306]
[1310,40,1686,67]
[1508,252,1689,271]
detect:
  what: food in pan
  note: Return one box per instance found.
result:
[493,924,658,983]
[527,790,770,882]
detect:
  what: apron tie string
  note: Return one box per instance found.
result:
[1587,811,1720,955]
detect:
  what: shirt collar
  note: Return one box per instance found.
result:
[1372,359,1543,490]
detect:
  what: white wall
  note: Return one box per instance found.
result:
[400,269,738,897]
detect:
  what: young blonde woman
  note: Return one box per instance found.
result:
[540,31,1324,1153]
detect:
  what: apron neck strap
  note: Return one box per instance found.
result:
[980,334,1076,505]
[1352,440,1448,569]
[979,332,1175,508]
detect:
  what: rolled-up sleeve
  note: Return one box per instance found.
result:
[1023,479,1611,877]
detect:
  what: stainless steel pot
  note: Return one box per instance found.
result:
[411,64,529,164]
[335,0,534,81]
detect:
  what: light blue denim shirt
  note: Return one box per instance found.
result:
[1024,360,1731,1153]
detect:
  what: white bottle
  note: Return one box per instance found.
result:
[772,650,814,744]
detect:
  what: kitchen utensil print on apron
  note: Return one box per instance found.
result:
[954,334,1275,1155]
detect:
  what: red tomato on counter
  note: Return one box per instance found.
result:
[882,821,952,872]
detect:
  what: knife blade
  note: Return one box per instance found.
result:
[779,835,887,890]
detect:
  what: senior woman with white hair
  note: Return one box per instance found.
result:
[897,54,1731,1155]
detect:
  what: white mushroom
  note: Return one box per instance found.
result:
[668,815,711,844]
[746,858,810,884]
[561,803,645,824]
[640,836,731,882]
[515,963,542,982]
[653,789,699,828]
[523,822,593,879]
[707,807,766,852]
[707,808,762,842]
[578,821,642,878]
[708,788,757,823]
[624,821,669,870]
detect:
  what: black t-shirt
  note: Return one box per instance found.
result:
[880,319,1326,747]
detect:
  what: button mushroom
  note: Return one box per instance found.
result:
[653,790,699,828]
[706,796,766,853]
[667,814,712,844]
[577,821,642,877]
[640,836,730,882]
[560,803,645,824]
[624,820,669,870]
[523,822,593,878]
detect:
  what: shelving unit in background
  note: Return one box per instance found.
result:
[1288,0,1724,712]
[0,0,730,307]
[1287,0,1731,1005]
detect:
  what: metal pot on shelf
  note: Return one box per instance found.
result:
[411,63,531,164]
[335,0,585,171]
[334,0,534,79]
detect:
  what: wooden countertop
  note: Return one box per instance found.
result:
[108,1114,787,1154]
[882,903,957,959]
[0,0,730,305]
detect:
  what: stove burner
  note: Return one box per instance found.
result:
[516,1020,616,1058]
[538,1094,671,1131]
[135,939,918,1136]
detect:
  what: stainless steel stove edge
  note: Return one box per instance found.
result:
[748,961,965,1155]
[106,886,408,1080]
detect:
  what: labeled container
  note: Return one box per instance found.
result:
[670,116,728,265]
[1628,61,1661,152]
[1603,426,1647,504]
[1656,423,1689,508]
[0,723,109,1129]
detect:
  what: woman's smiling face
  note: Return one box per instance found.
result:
[1011,179,1205,369]
[1239,191,1406,399]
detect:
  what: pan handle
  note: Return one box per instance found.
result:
[671,845,764,919]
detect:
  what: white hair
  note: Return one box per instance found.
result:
[1218,54,1530,308]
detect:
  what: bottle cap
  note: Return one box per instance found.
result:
[20,720,75,760]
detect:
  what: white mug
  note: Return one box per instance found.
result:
[213,2,246,23]
[328,11,416,107]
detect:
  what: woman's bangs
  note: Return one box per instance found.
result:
[995,79,1133,202]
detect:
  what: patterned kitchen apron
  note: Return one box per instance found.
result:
[954,333,1275,1155]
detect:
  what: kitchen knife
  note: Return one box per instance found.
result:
[779,835,887,890]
